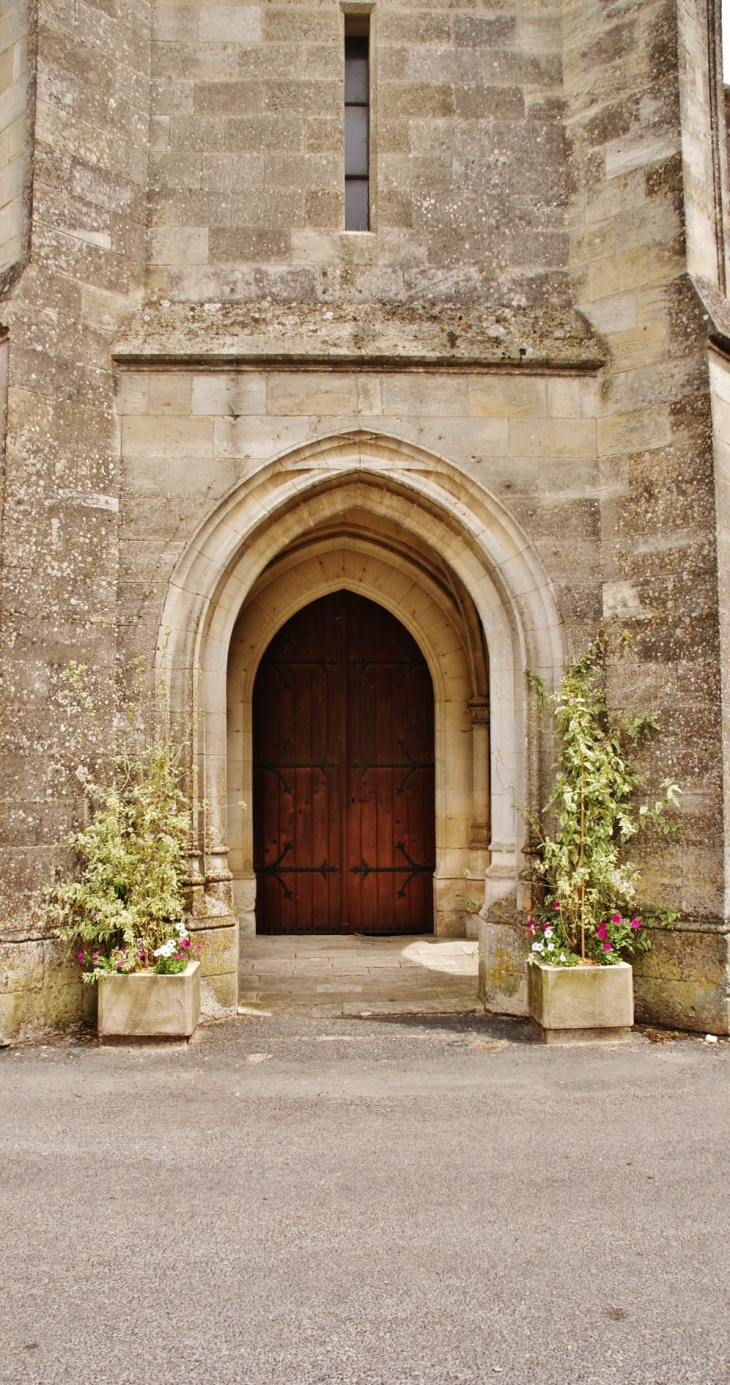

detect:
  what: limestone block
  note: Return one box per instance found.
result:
[586,292,637,335]
[605,130,679,180]
[0,939,44,994]
[0,939,84,1043]
[202,970,237,1010]
[148,226,208,266]
[42,940,83,1007]
[239,912,256,938]
[509,417,596,459]
[191,373,266,416]
[98,963,201,1037]
[291,228,341,261]
[211,227,290,261]
[357,377,383,415]
[199,7,261,44]
[148,373,192,416]
[434,876,467,937]
[380,376,469,417]
[81,286,134,334]
[469,377,546,418]
[419,416,508,458]
[266,373,357,416]
[479,916,529,1016]
[116,372,150,415]
[588,245,682,300]
[153,5,199,43]
[232,876,256,912]
[213,413,311,461]
[379,13,452,43]
[608,323,668,372]
[633,927,730,1035]
[528,959,633,1043]
[194,81,264,118]
[190,922,238,980]
[597,406,671,457]
[546,377,602,419]
[122,414,214,457]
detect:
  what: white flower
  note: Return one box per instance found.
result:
[560,953,566,962]
[547,942,555,951]
[544,927,553,939]
[175,921,188,938]
[154,939,176,958]
[531,942,543,952]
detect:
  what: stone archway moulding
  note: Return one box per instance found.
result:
[157,429,566,928]
[227,535,482,937]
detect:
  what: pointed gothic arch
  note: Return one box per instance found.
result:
[157,430,566,984]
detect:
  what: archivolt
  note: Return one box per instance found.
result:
[157,429,566,919]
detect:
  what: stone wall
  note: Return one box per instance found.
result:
[0,0,32,284]
[1,0,730,1040]
[147,0,566,307]
[0,0,152,1039]
[482,0,730,1033]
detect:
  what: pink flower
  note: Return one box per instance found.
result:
[77,951,85,963]
[542,922,550,932]
[603,942,612,952]
[631,918,641,930]
[596,922,608,940]
[552,901,560,910]
[611,913,621,924]
[528,921,536,936]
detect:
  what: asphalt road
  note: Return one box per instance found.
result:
[1,1013,729,1385]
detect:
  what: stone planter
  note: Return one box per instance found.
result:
[528,958,633,1043]
[97,962,201,1039]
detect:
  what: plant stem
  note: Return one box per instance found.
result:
[580,758,586,960]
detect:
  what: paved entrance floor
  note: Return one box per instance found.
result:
[238,933,480,1015]
[2,1016,730,1385]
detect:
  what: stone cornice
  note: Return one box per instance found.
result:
[112,300,607,372]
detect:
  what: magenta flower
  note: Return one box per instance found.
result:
[603,942,612,952]
[611,913,621,924]
[596,922,608,940]
[542,922,550,932]
[552,901,560,910]
[528,920,536,936]
[77,951,85,963]
[631,918,641,930]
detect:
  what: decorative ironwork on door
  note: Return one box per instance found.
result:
[253,590,435,934]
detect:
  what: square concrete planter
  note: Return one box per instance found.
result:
[98,962,200,1039]
[528,957,633,1043]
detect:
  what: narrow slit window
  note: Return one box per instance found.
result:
[345,23,369,230]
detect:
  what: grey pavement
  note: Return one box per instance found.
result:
[1,1014,730,1385]
[237,935,480,1015]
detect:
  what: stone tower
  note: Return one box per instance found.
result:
[1,0,729,1038]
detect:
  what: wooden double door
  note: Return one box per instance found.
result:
[253,590,435,934]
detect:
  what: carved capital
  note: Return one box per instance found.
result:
[468,697,489,725]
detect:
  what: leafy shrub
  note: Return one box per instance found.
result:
[525,643,680,966]
[44,664,194,981]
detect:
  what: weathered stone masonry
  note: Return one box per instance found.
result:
[1,0,730,1038]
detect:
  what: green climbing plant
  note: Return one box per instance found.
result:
[525,643,680,967]
[43,662,196,980]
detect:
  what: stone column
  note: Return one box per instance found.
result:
[468,696,490,863]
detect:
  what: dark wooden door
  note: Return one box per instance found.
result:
[253,590,435,934]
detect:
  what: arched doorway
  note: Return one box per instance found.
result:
[157,429,566,1014]
[252,590,435,934]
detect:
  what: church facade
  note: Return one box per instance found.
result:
[2,0,730,1039]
